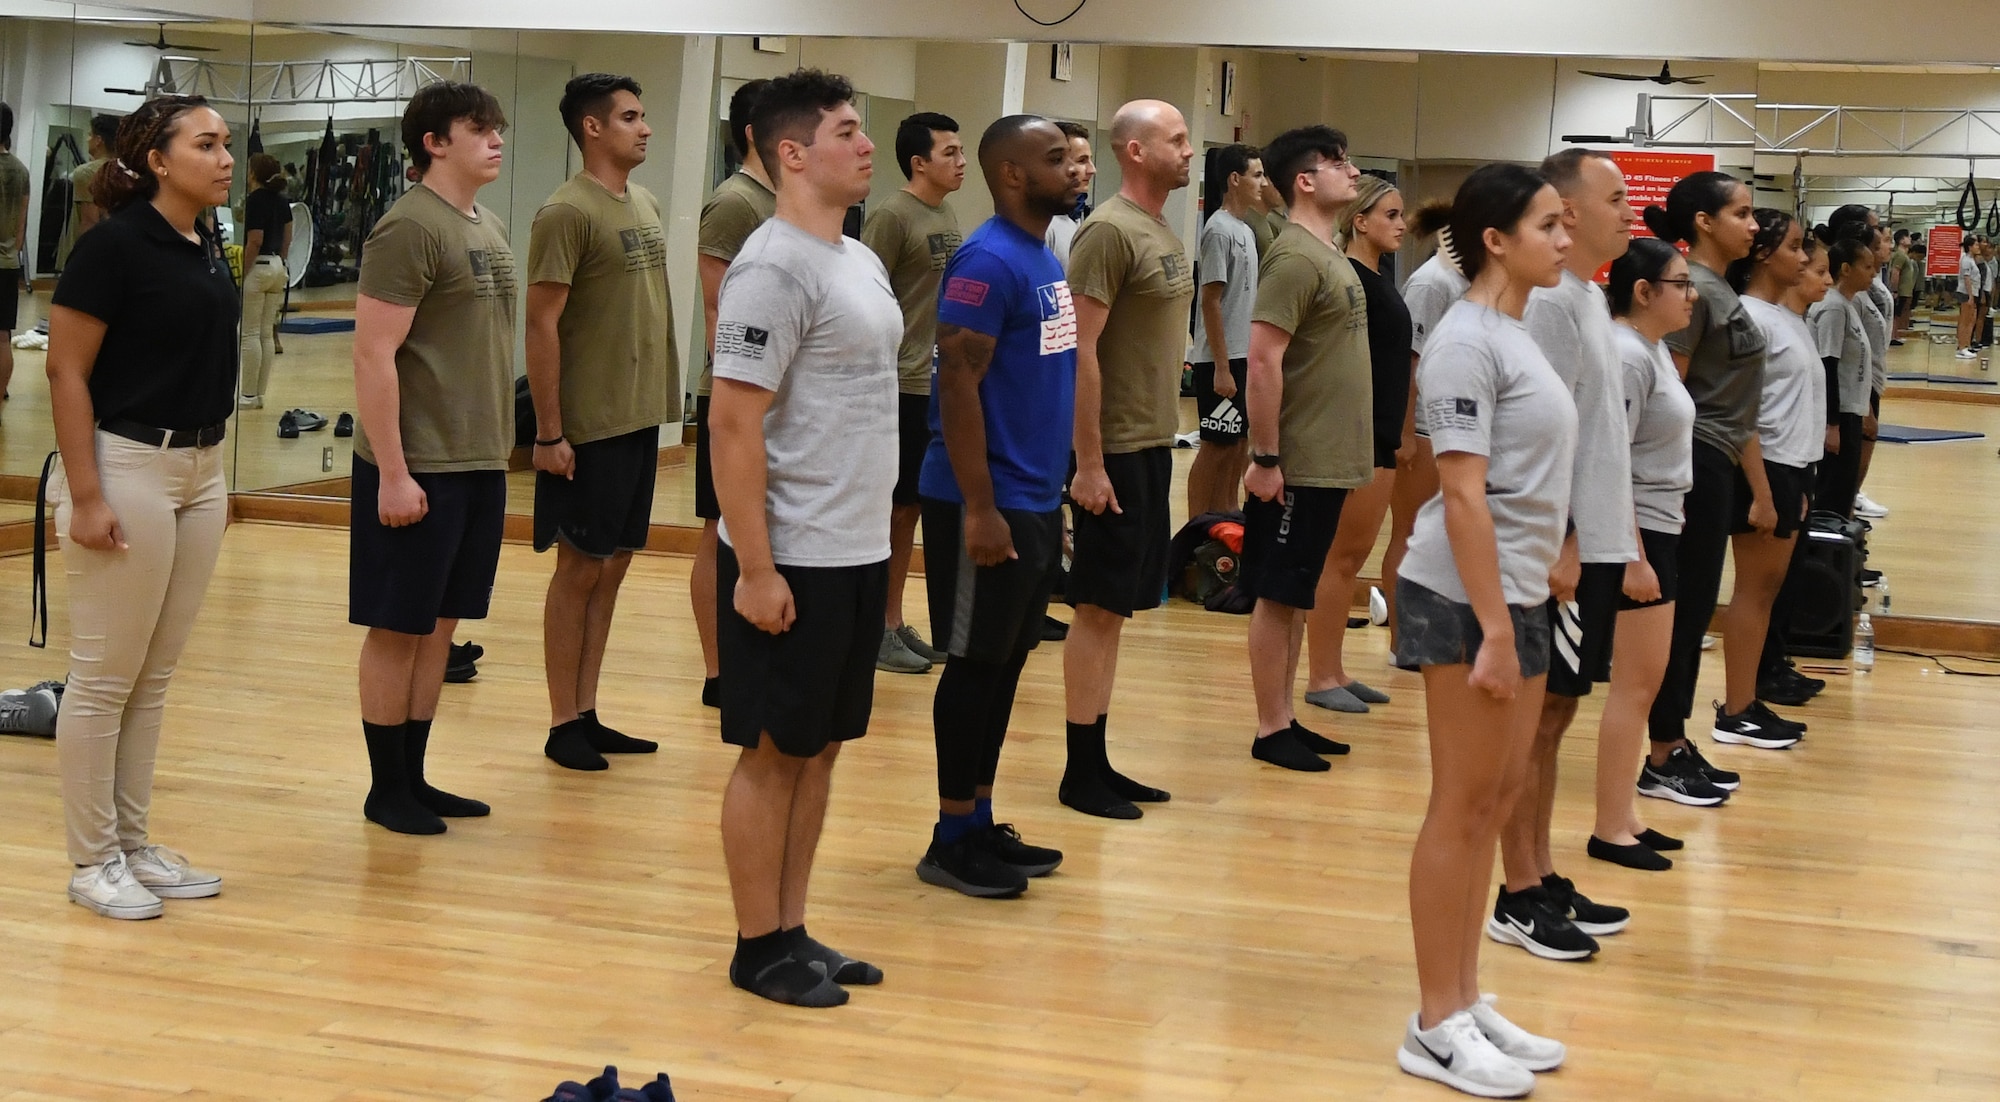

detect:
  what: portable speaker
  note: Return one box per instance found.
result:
[1781,512,1866,658]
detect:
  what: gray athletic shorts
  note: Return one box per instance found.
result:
[1391,577,1552,679]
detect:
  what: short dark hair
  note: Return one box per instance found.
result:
[559,72,642,147]
[1911,241,1927,255]
[894,111,959,180]
[90,113,120,147]
[1893,228,1911,245]
[749,68,856,183]
[402,81,507,173]
[0,102,12,148]
[727,78,769,160]
[1261,125,1347,206]
[1055,120,1090,142]
[1539,147,1618,197]
[1828,203,1874,235]
[1606,237,1683,317]
[1214,143,1256,185]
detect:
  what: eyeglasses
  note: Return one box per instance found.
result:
[1654,277,1697,294]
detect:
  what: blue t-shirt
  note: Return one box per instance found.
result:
[917,216,1077,512]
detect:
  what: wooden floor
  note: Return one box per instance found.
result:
[2,523,1998,1100]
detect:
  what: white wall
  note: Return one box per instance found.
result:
[1022,41,1098,123]
[913,40,1010,221]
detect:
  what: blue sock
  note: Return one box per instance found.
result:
[973,798,994,828]
[937,811,978,844]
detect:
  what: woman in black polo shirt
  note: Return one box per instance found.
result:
[46,95,239,920]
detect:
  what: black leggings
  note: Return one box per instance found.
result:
[933,649,1030,802]
[1650,441,1737,743]
[1817,414,1864,519]
[1761,466,1819,676]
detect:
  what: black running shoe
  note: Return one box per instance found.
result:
[1542,873,1629,936]
[277,411,300,439]
[1678,739,1740,790]
[1485,886,1598,961]
[1711,703,1802,749]
[334,411,354,438]
[450,640,483,665]
[1756,673,1815,707]
[1750,700,1806,734]
[916,832,1028,898]
[978,823,1063,877]
[1637,746,1730,806]
[1039,614,1069,642]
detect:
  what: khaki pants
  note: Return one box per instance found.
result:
[52,431,228,865]
[239,259,287,398]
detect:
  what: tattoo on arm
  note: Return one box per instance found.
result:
[936,323,998,381]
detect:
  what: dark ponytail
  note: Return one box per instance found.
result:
[1408,197,1453,241]
[1726,207,1797,292]
[1821,223,1870,282]
[1640,170,1741,246]
[1606,237,1682,317]
[1445,163,1551,280]
[91,95,213,214]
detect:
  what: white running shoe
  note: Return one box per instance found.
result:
[124,844,222,899]
[1469,994,1566,1072]
[1369,584,1388,626]
[1174,429,1201,449]
[1398,1009,1537,1098]
[69,853,164,919]
[1853,492,1889,519]
[1958,348,1979,359]
[1700,634,1718,651]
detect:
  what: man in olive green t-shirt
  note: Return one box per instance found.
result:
[690,78,775,710]
[1059,99,1195,821]
[0,102,30,411]
[526,73,679,773]
[350,83,517,837]
[861,110,964,675]
[1238,126,1372,773]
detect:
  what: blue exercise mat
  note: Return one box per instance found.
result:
[1919,373,1998,386]
[1887,372,1929,382]
[278,316,355,334]
[1876,423,1986,443]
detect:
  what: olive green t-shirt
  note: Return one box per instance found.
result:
[695,171,776,396]
[527,173,679,445]
[0,152,30,269]
[71,158,104,223]
[1251,222,1373,488]
[1066,193,1196,453]
[354,184,518,474]
[861,189,962,393]
[1250,207,1280,261]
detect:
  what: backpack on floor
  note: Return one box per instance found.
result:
[1167,510,1251,613]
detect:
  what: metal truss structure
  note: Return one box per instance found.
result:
[1623,92,2000,164]
[134,55,472,106]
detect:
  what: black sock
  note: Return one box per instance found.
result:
[404,719,490,817]
[730,929,847,1007]
[1289,719,1350,756]
[1063,716,1109,778]
[1101,714,1171,801]
[1060,715,1140,820]
[787,925,883,985]
[362,720,444,835]
[701,677,720,709]
[582,709,657,754]
[1252,725,1332,772]
[1588,835,1673,871]
[545,717,609,771]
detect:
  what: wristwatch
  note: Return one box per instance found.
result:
[1251,452,1281,468]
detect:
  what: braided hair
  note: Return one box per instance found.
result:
[91,96,215,213]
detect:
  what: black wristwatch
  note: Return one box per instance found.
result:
[1251,452,1281,468]
[535,434,565,447]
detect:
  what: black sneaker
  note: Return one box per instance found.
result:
[1678,739,1740,790]
[1637,746,1730,806]
[334,411,354,438]
[916,832,1028,898]
[1750,700,1806,734]
[1542,873,1629,936]
[977,823,1063,877]
[1711,703,1802,749]
[1484,886,1598,961]
[1756,671,1815,707]
[277,411,300,439]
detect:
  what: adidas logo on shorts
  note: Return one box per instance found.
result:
[1202,398,1244,435]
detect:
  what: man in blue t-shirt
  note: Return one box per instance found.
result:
[913,115,1082,900]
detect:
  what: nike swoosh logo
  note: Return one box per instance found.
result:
[1507,916,1535,937]
[1416,1036,1454,1069]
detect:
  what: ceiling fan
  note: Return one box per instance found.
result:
[1579,61,1710,86]
[124,22,217,53]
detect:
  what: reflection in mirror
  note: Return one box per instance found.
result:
[0,3,74,506]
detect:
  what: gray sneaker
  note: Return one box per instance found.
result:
[894,623,948,664]
[877,629,934,674]
[68,853,163,920]
[0,686,58,737]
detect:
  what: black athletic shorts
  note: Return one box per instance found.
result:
[0,273,19,330]
[533,425,658,557]
[1732,458,1814,539]
[1547,562,1624,697]
[716,542,886,758]
[1193,359,1248,444]
[894,392,932,507]
[1619,528,1682,611]
[1067,446,1173,617]
[693,394,719,521]
[1391,577,1551,679]
[921,499,1062,664]
[348,457,506,636]
[1239,485,1347,610]
[1867,389,1881,421]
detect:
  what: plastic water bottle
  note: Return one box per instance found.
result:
[1854,613,1876,672]
[1876,578,1891,616]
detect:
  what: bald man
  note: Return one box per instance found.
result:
[1059,100,1196,820]
[915,115,1082,897]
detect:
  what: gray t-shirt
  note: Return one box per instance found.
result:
[1046,214,1079,270]
[712,218,902,568]
[1615,324,1694,535]
[1809,289,1872,417]
[1190,209,1257,363]
[1665,261,1765,464]
[1959,251,1980,297]
[1860,281,1892,394]
[1402,301,1579,607]
[1525,271,1637,563]
[1743,297,1826,468]
[1403,252,1471,436]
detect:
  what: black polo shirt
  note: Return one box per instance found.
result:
[53,200,239,430]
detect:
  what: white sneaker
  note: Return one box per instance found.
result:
[1958,348,1978,359]
[1398,1009,1537,1098]
[1701,634,1717,651]
[69,853,164,919]
[1853,492,1889,519]
[1369,584,1388,626]
[124,844,222,899]
[1174,429,1200,449]
[1469,994,1566,1072]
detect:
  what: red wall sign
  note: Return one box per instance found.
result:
[1606,150,1720,241]
[1927,225,1963,279]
